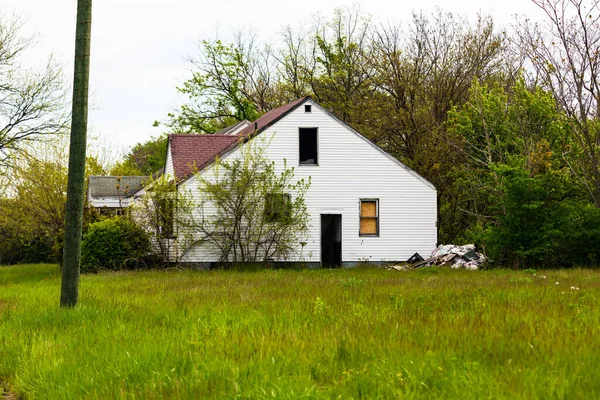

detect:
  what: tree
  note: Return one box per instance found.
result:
[0,13,67,172]
[367,11,512,242]
[444,77,589,265]
[109,134,168,176]
[310,7,373,127]
[11,150,68,261]
[485,162,600,267]
[0,139,68,265]
[516,0,600,206]
[165,31,279,134]
[183,136,311,264]
[274,25,316,101]
[0,138,115,265]
[61,0,92,308]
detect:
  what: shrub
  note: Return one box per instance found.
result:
[0,235,54,265]
[81,217,151,272]
[483,166,600,268]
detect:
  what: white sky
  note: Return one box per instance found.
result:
[3,0,545,154]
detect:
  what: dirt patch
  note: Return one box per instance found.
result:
[1,381,17,400]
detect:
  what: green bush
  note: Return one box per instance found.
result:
[81,217,151,272]
[0,235,54,265]
[483,166,600,268]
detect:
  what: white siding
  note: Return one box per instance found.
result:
[88,196,132,208]
[179,100,437,263]
[165,141,174,179]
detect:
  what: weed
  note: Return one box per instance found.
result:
[339,277,365,289]
[312,297,327,315]
[510,276,533,283]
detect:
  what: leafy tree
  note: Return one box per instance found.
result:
[310,7,373,127]
[182,136,311,263]
[85,154,108,176]
[444,78,594,266]
[368,12,510,164]
[485,163,600,267]
[110,135,168,176]
[516,0,600,206]
[0,13,67,172]
[0,142,68,264]
[0,138,121,265]
[446,78,572,224]
[165,35,274,134]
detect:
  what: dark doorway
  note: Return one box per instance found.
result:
[321,214,342,267]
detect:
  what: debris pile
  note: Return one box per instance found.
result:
[414,244,486,270]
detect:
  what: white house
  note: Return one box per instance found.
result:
[87,176,147,213]
[158,96,437,267]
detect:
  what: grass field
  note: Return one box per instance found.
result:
[0,264,599,399]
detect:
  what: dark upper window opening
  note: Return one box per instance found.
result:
[299,128,318,165]
[304,104,312,113]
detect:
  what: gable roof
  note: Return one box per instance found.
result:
[167,96,434,190]
[168,134,239,180]
[88,176,148,197]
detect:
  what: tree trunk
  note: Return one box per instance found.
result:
[61,0,92,308]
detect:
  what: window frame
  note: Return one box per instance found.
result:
[359,198,379,237]
[298,127,319,166]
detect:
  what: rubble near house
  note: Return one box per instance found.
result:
[383,244,487,271]
[414,244,486,270]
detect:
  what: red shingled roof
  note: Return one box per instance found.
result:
[169,96,310,182]
[169,134,239,181]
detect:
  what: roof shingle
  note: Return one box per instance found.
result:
[88,176,148,197]
[169,134,240,180]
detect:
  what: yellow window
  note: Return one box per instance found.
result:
[359,199,379,236]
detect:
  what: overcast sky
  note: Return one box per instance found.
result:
[3,0,545,154]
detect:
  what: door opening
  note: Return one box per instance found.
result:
[321,214,342,267]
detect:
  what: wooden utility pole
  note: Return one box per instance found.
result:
[61,0,92,307]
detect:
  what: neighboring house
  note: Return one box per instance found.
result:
[160,96,437,266]
[87,176,148,213]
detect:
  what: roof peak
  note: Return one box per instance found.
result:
[238,96,310,137]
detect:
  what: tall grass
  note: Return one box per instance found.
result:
[0,264,599,399]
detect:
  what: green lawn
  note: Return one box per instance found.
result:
[0,265,598,399]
